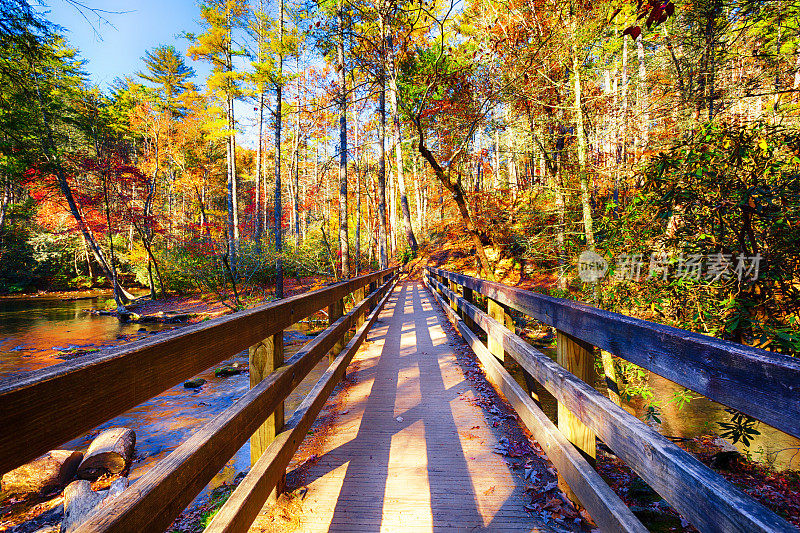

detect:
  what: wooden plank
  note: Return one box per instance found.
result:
[354,287,366,328]
[249,332,285,501]
[600,351,622,406]
[428,267,800,440]
[249,280,546,532]
[461,286,479,334]
[0,268,396,475]
[425,280,647,533]
[427,275,795,533]
[73,276,397,533]
[204,279,398,533]
[555,331,596,463]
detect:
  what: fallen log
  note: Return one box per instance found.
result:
[76,428,134,480]
[62,477,128,533]
[1,450,83,496]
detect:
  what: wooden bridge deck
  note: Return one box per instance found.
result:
[250,281,556,532]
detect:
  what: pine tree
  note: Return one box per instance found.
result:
[138,45,196,116]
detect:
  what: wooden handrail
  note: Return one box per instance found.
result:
[428,267,800,440]
[75,273,398,532]
[425,269,795,533]
[0,268,395,476]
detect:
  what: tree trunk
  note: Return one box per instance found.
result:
[377,21,389,269]
[76,427,135,480]
[415,132,495,281]
[1,450,83,496]
[337,0,350,279]
[572,44,594,250]
[274,0,285,298]
[254,0,266,252]
[353,90,361,273]
[294,65,302,246]
[387,37,418,254]
[636,35,649,152]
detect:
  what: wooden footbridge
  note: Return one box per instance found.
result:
[1,267,799,532]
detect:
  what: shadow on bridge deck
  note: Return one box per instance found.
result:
[251,281,558,532]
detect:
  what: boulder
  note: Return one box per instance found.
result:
[76,428,135,480]
[1,450,83,496]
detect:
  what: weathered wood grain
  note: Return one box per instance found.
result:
[71,275,397,533]
[429,267,800,440]
[249,333,284,466]
[428,275,795,533]
[204,279,398,533]
[0,268,396,475]
[426,279,647,533]
[555,331,597,506]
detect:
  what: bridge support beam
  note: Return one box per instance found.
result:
[249,331,285,501]
[556,330,597,506]
[462,287,478,333]
[487,298,513,365]
[488,298,539,403]
[448,280,459,313]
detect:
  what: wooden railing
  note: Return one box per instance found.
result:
[0,267,398,532]
[425,267,799,533]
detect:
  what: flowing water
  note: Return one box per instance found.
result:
[0,294,331,516]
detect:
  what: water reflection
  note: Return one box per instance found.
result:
[54,325,329,506]
[0,293,170,378]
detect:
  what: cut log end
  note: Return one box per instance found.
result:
[76,428,135,481]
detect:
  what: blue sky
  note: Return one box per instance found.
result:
[37,0,212,89]
[34,1,305,150]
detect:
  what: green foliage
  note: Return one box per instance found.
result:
[595,121,800,356]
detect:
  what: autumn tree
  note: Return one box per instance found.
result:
[188,0,248,272]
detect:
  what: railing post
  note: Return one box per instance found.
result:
[354,285,366,328]
[462,286,477,332]
[448,279,459,313]
[556,329,597,505]
[249,331,284,501]
[601,350,622,406]
[487,298,514,364]
[328,297,344,365]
